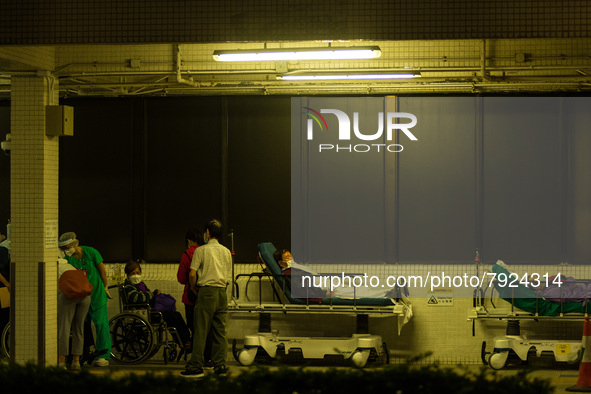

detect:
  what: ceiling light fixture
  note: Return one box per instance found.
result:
[279,73,419,81]
[213,46,381,62]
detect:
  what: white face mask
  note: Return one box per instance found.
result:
[64,247,76,257]
[283,259,292,269]
[203,234,209,244]
[129,274,142,285]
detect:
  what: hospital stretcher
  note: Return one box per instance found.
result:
[468,262,588,369]
[228,242,413,367]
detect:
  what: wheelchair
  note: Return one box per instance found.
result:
[1,321,8,358]
[109,284,187,365]
[1,320,105,365]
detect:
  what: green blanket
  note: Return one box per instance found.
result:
[492,264,588,316]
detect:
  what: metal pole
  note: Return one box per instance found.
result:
[230,230,235,299]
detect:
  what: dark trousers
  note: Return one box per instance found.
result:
[163,311,191,345]
[184,303,194,335]
[186,286,227,370]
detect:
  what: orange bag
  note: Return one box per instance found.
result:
[59,269,93,299]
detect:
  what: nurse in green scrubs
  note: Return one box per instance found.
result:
[58,232,111,366]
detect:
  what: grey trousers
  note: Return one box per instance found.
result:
[58,292,91,356]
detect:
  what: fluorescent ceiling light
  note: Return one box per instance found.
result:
[280,73,419,81]
[213,46,381,62]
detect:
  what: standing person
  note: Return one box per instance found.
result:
[57,259,91,370]
[177,228,203,336]
[181,219,232,378]
[58,232,111,367]
[0,233,10,347]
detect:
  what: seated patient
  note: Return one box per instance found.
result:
[123,261,192,349]
[273,249,331,300]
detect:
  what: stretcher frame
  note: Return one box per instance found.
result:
[228,243,413,366]
[468,264,590,369]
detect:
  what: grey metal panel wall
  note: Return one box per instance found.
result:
[482,97,563,263]
[397,97,477,262]
[292,97,389,264]
[293,96,589,265]
[565,97,591,264]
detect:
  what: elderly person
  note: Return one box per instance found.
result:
[124,261,192,351]
[58,232,111,367]
[181,219,232,378]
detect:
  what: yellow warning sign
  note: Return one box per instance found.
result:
[427,295,453,306]
[556,344,571,355]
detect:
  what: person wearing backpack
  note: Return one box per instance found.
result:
[177,229,203,336]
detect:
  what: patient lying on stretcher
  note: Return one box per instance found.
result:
[273,249,331,299]
[492,261,591,315]
[496,260,591,304]
[273,249,399,300]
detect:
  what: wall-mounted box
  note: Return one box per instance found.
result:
[46,105,74,136]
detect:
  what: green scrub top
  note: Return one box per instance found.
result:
[64,246,107,311]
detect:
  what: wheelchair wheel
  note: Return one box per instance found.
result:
[163,345,178,364]
[109,313,155,364]
[1,323,9,358]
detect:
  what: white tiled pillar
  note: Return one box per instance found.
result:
[10,75,59,365]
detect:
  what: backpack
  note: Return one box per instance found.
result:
[152,292,176,313]
[59,269,93,299]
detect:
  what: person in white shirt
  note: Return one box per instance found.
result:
[181,219,232,378]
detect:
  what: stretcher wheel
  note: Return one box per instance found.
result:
[109,313,155,364]
[350,350,368,368]
[382,342,390,365]
[237,348,257,366]
[488,351,509,370]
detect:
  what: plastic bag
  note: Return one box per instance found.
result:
[153,292,176,312]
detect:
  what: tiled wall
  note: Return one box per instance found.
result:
[0,1,589,44]
[10,74,60,365]
[106,261,589,365]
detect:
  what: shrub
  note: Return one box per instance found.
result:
[0,360,553,394]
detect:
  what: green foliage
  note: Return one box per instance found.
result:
[0,359,554,394]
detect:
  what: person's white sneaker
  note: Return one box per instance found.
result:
[93,358,109,367]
